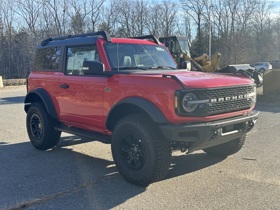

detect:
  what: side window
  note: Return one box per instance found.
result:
[34,47,61,71]
[66,45,100,75]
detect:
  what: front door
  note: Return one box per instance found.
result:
[56,45,106,132]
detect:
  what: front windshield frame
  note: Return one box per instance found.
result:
[104,43,177,70]
[177,38,190,55]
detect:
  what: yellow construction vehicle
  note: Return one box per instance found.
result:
[159,35,263,87]
[159,36,192,70]
[183,52,221,72]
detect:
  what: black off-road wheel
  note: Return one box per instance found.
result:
[111,114,172,186]
[203,134,247,158]
[26,103,61,150]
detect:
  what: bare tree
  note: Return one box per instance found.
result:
[87,0,105,32]
[274,15,280,59]
[146,1,179,37]
[115,0,135,36]
[67,0,89,34]
[147,4,162,37]
[0,0,278,79]
[181,0,207,54]
[15,0,42,36]
[0,17,4,78]
[134,0,149,35]
[161,1,178,37]
[1,0,15,78]
[98,0,119,35]
[113,0,150,37]
[43,0,69,36]
[252,0,273,60]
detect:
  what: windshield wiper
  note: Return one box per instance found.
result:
[149,66,177,70]
[111,66,177,71]
[111,66,149,71]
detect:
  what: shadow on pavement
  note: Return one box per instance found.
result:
[166,152,225,180]
[0,137,144,210]
[0,136,225,209]
[0,96,25,104]
[255,103,280,113]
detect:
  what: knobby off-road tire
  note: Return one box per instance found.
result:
[111,114,172,186]
[26,103,61,150]
[203,134,247,158]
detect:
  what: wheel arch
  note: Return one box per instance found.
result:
[24,88,58,120]
[106,97,168,131]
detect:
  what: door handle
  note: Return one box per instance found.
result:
[59,84,69,89]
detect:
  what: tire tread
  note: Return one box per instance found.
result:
[27,103,61,150]
[112,114,171,186]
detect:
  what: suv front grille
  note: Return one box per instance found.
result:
[203,86,254,115]
[176,85,256,117]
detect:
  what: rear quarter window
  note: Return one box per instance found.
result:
[34,47,61,71]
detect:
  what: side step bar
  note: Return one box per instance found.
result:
[55,124,111,144]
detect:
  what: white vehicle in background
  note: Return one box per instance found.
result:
[251,62,272,73]
[229,64,254,71]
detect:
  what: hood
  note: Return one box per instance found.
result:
[163,71,254,89]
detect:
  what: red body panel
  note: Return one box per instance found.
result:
[102,73,254,124]
[166,71,252,88]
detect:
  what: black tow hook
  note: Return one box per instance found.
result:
[247,120,255,131]
[211,129,219,140]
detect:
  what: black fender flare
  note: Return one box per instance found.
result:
[106,97,169,130]
[24,88,58,120]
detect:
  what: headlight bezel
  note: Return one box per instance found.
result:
[182,92,199,112]
[175,89,208,116]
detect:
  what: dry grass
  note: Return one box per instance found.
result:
[0,79,26,90]
[3,79,26,86]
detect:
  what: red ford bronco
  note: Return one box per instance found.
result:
[25,31,259,186]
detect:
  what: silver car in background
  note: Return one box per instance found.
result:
[251,62,272,73]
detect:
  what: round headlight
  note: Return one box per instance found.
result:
[182,93,198,112]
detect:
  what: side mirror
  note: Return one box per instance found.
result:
[181,61,191,71]
[82,60,104,74]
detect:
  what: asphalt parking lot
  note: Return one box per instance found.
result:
[0,86,279,210]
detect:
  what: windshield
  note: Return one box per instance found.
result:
[178,39,190,54]
[104,43,177,70]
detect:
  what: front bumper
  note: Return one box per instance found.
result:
[159,110,259,153]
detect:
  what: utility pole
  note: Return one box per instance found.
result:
[208,4,213,57]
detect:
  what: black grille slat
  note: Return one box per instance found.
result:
[205,86,253,99]
[207,99,252,115]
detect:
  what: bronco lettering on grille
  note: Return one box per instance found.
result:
[210,94,249,103]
